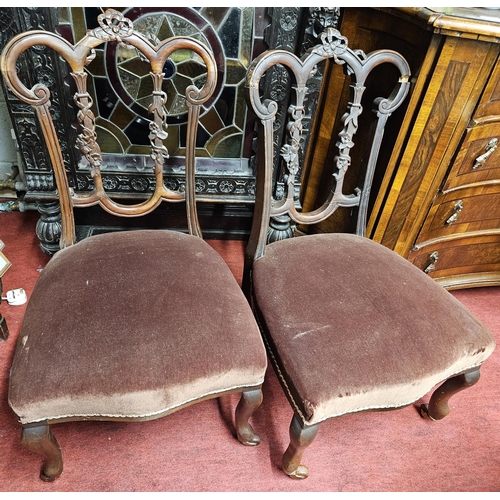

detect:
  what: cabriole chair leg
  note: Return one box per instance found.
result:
[282,415,320,479]
[235,388,263,446]
[21,423,63,482]
[419,368,481,421]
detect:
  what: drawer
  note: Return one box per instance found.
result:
[443,122,500,191]
[408,233,500,289]
[414,184,500,246]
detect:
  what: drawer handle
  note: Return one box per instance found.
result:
[473,138,498,169]
[424,251,439,274]
[444,199,463,226]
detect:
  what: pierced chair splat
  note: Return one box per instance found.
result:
[1,8,267,482]
[244,27,496,480]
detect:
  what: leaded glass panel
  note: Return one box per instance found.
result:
[56,6,257,199]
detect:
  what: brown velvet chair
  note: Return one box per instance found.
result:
[1,9,267,481]
[244,27,496,479]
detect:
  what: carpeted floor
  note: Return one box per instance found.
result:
[0,211,499,492]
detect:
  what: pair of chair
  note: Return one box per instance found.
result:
[1,9,495,482]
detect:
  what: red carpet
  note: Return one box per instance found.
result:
[0,211,499,492]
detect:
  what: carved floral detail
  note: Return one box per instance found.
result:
[219,180,236,193]
[148,73,170,172]
[92,9,134,50]
[279,9,298,31]
[102,175,119,190]
[312,27,348,64]
[195,179,206,193]
[130,176,150,192]
[269,64,290,101]
[16,118,47,171]
[72,73,103,177]
[308,7,340,38]
[333,84,364,187]
[280,87,307,183]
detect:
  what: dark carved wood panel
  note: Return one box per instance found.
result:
[0,7,80,195]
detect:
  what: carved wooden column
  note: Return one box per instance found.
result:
[35,201,63,256]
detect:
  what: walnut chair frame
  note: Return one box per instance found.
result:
[244,27,496,479]
[1,9,267,481]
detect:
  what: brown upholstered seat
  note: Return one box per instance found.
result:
[244,27,496,479]
[1,9,267,481]
[253,233,495,426]
[11,230,266,425]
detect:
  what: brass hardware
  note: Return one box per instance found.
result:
[445,199,463,226]
[473,138,498,169]
[424,251,439,274]
[0,179,16,191]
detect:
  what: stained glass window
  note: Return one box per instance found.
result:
[56,7,257,199]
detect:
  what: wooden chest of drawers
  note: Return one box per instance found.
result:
[407,86,500,287]
[367,7,500,289]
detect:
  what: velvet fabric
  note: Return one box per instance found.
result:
[252,233,496,426]
[9,230,267,424]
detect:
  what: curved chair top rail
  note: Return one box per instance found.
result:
[0,9,217,248]
[245,27,410,260]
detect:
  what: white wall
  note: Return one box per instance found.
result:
[0,90,18,180]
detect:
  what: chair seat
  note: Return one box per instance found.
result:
[252,233,496,426]
[9,230,267,425]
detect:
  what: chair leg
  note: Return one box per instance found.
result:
[419,368,481,421]
[21,423,63,481]
[0,313,8,341]
[235,387,263,446]
[282,415,320,479]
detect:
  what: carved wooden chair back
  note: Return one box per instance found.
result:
[244,27,495,480]
[1,8,215,247]
[0,9,267,482]
[245,27,410,263]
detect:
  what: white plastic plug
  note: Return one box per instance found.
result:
[2,288,27,306]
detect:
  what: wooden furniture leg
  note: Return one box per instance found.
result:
[419,368,481,421]
[282,415,320,479]
[21,424,63,481]
[235,388,263,446]
[0,313,8,341]
[0,279,8,341]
